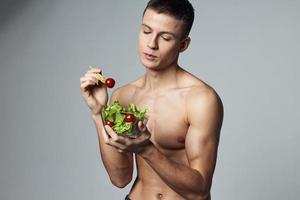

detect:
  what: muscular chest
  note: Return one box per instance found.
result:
[132,89,190,150]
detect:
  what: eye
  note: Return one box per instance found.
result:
[161,36,171,41]
[143,29,151,34]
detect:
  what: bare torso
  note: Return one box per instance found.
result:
[117,70,211,200]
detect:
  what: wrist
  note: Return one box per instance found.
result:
[91,106,104,116]
[92,112,103,121]
[91,103,106,116]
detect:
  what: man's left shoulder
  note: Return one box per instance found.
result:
[178,69,223,110]
[185,82,223,114]
[186,78,220,100]
[184,82,224,134]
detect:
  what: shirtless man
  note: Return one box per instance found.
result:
[80,0,223,199]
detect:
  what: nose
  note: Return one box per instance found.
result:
[147,35,158,50]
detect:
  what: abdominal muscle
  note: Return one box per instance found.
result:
[125,138,210,200]
[128,147,189,200]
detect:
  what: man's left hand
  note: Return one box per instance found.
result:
[104,120,152,154]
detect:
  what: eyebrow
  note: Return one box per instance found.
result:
[142,24,177,38]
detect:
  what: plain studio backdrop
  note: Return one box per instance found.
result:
[0,0,299,199]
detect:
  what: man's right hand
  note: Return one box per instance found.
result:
[80,67,108,115]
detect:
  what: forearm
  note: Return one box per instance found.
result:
[92,113,133,186]
[139,144,208,199]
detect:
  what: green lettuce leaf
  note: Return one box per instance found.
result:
[102,101,147,137]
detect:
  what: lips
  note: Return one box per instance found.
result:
[144,52,157,60]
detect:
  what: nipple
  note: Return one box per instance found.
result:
[177,136,185,144]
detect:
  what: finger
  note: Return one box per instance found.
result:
[102,127,122,147]
[106,138,127,150]
[143,118,148,125]
[87,73,101,80]
[100,126,110,143]
[80,78,97,88]
[80,76,98,85]
[137,122,151,141]
[131,133,150,146]
[86,70,102,76]
[86,73,102,84]
[104,125,118,139]
[80,80,96,92]
[88,66,102,73]
[85,72,105,84]
[138,121,147,132]
[104,125,127,145]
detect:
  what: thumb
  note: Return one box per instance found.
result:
[138,121,147,132]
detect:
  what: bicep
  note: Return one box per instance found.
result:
[185,89,223,187]
[185,125,219,186]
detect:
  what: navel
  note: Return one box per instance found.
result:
[156,193,163,199]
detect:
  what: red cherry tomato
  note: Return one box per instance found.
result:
[124,113,135,123]
[105,78,115,88]
[105,120,115,127]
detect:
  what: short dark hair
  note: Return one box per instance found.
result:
[143,0,194,38]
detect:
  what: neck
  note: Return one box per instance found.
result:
[143,64,182,91]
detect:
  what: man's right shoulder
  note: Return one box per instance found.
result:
[110,77,143,105]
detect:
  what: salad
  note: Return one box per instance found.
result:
[102,101,147,138]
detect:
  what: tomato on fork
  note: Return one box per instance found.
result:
[105,78,115,88]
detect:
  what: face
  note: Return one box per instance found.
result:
[138,9,189,70]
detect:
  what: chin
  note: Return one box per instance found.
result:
[140,57,160,70]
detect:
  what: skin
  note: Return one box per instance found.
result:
[80,9,223,200]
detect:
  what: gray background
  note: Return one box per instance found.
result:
[0,0,299,199]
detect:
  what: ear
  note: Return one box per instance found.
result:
[179,36,191,53]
